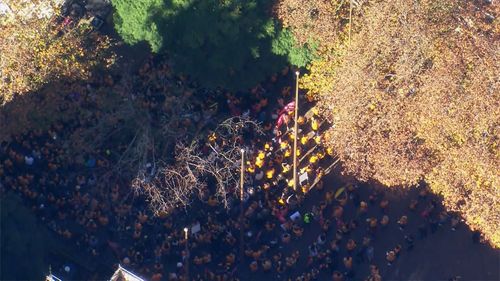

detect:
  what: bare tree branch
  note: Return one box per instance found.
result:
[132,116,263,215]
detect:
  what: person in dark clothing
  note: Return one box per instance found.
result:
[404,235,414,251]
[429,218,439,233]
[472,231,481,244]
[418,224,427,239]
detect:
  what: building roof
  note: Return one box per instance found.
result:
[110,265,145,281]
[45,274,63,281]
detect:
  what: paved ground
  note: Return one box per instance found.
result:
[296,171,500,281]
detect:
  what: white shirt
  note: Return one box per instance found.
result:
[255,171,264,181]
[24,156,34,165]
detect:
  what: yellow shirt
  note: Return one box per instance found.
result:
[266,168,275,179]
[312,107,319,116]
[258,151,265,160]
[264,143,271,151]
[311,118,319,131]
[284,149,292,158]
[300,136,309,145]
[309,155,318,164]
[300,166,312,174]
[282,163,290,173]
[247,166,255,173]
[326,147,334,155]
[255,158,264,168]
[280,141,288,150]
[314,135,321,144]
[302,185,309,193]
[317,151,325,159]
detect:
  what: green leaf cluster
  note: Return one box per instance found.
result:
[112,0,164,52]
[111,0,317,90]
[272,28,319,68]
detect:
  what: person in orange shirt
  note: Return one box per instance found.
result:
[151,272,162,281]
[266,168,275,179]
[208,132,217,143]
[260,97,268,108]
[249,260,258,272]
[297,116,305,125]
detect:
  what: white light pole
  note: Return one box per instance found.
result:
[183,227,189,281]
[239,148,245,262]
[292,71,300,191]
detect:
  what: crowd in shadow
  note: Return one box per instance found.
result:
[0,56,494,281]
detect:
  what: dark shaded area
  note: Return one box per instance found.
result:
[0,193,48,280]
[330,174,500,280]
[149,0,287,90]
[1,58,499,280]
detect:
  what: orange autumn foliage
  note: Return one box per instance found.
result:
[0,2,115,105]
[274,0,354,47]
[303,0,500,247]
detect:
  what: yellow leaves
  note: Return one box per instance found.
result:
[301,49,343,97]
[449,132,465,147]
[276,0,351,47]
[299,0,500,247]
[426,146,500,248]
[1,12,115,104]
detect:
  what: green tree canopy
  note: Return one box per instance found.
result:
[111,0,316,90]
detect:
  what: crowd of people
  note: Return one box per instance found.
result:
[0,57,471,281]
